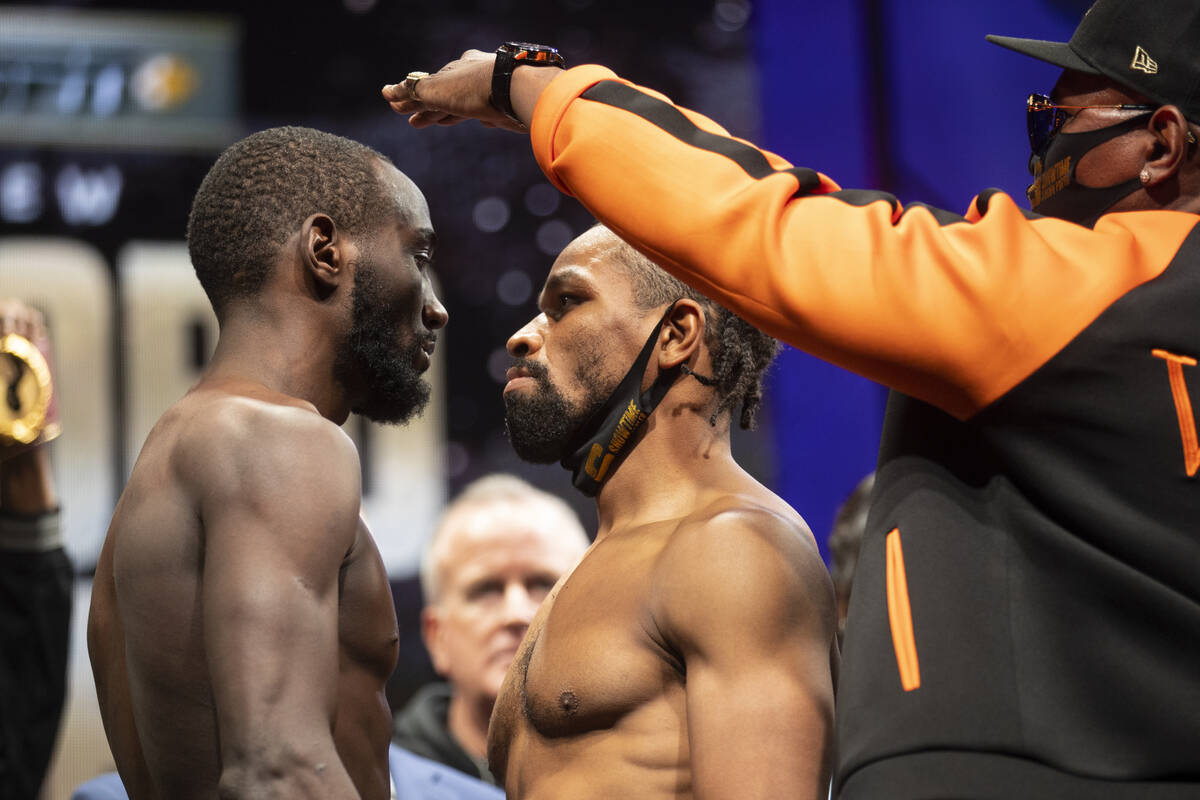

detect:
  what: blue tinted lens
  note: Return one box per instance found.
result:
[1026,94,1059,156]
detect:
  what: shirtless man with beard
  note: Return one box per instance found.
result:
[88,127,447,800]
[488,225,837,799]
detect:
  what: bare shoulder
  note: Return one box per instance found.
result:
[661,490,825,590]
[176,390,357,475]
[170,389,361,518]
[652,489,835,646]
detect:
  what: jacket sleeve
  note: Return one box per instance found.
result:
[529,65,1199,419]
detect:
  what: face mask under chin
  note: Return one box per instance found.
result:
[1027,113,1152,227]
[559,303,680,497]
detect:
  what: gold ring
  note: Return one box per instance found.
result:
[404,71,429,102]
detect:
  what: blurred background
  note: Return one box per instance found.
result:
[0,0,1089,795]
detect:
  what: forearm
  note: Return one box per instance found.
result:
[511,64,564,126]
[0,446,57,513]
[0,446,62,555]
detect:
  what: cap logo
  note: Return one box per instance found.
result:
[1131,46,1158,75]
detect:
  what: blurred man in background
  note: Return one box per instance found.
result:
[0,298,69,800]
[394,473,588,784]
[88,126,447,800]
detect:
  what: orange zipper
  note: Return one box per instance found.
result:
[1152,349,1200,477]
[886,528,921,691]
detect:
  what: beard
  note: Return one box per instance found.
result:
[503,348,614,464]
[333,260,431,425]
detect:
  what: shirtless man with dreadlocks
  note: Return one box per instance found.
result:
[488,224,837,800]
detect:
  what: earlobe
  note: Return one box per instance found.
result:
[1143,107,1191,187]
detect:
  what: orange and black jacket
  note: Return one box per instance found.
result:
[530,66,1200,798]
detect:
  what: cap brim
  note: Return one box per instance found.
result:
[985,34,1101,74]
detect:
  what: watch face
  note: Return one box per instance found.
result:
[502,42,565,66]
[504,42,554,52]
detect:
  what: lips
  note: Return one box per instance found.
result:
[503,364,539,395]
[413,337,436,371]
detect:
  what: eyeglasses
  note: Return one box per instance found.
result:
[1026,93,1156,157]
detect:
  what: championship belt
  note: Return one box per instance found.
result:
[0,333,59,448]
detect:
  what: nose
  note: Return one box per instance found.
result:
[507,315,545,358]
[423,284,448,331]
[500,581,539,628]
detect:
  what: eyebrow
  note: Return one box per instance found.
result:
[538,267,594,306]
[409,227,437,251]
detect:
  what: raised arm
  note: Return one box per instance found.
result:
[187,403,364,799]
[654,509,837,800]
[386,56,1198,419]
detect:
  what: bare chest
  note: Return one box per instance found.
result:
[503,535,682,742]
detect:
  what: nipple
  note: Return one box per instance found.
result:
[558,690,579,717]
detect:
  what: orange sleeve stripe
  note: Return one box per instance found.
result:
[1152,349,1200,477]
[885,529,921,692]
[528,67,1200,419]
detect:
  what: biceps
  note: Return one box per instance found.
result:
[202,526,343,751]
[686,657,833,800]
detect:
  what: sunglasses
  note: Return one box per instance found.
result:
[1026,93,1156,159]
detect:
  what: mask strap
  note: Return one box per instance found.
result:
[680,363,715,386]
[1029,113,1153,226]
[561,302,681,496]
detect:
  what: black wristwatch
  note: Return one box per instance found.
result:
[491,42,566,124]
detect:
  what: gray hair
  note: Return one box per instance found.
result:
[420,474,588,605]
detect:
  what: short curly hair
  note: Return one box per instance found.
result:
[187,126,395,318]
[594,224,780,430]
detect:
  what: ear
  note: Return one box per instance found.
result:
[421,606,449,675]
[656,299,707,370]
[299,213,345,296]
[1142,105,1193,188]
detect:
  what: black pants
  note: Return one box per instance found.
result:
[0,548,72,800]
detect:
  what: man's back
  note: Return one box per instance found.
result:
[488,470,836,799]
[89,382,400,799]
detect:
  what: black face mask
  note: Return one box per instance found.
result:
[560,303,681,497]
[1027,113,1151,227]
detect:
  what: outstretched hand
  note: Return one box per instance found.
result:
[382,50,521,132]
[382,49,563,133]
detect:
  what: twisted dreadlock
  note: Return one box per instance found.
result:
[595,224,780,430]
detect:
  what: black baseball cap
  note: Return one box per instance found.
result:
[987,0,1200,121]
